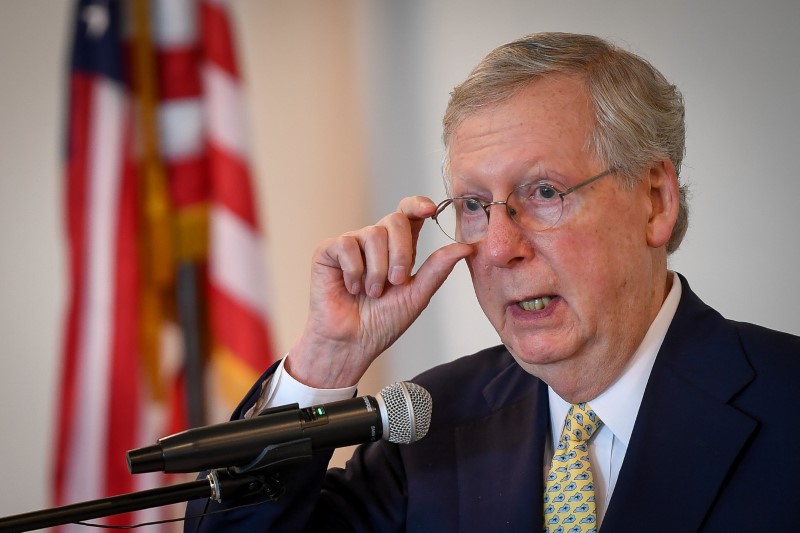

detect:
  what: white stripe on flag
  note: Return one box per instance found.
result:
[65,78,126,506]
[202,63,249,158]
[151,0,198,47]
[158,97,203,160]
[209,205,269,318]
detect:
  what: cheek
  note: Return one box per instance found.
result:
[549,226,627,294]
[465,256,487,294]
[568,221,649,306]
[465,256,500,314]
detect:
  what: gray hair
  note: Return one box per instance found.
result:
[442,32,688,253]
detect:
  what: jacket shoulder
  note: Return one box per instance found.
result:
[731,320,800,377]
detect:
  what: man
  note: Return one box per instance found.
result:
[186,32,799,532]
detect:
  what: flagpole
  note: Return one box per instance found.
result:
[177,261,207,428]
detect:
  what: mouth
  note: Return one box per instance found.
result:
[518,296,555,311]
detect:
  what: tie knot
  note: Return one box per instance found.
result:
[561,403,602,443]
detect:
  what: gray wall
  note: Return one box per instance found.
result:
[0,0,798,519]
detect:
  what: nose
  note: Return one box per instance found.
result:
[479,203,531,267]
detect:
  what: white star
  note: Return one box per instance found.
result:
[83,2,110,39]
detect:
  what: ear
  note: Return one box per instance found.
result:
[645,160,679,249]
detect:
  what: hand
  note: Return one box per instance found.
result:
[285,196,473,388]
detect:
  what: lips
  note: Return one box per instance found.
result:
[518,296,554,311]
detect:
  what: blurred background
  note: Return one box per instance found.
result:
[1,0,798,523]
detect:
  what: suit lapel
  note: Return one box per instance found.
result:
[602,278,757,532]
[455,364,549,531]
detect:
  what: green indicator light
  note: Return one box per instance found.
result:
[316,407,326,416]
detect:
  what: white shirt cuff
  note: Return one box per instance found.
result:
[246,357,358,418]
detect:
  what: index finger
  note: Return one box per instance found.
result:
[380,196,437,285]
[397,195,436,246]
[397,195,437,221]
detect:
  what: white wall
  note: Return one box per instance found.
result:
[0,0,72,519]
[0,0,798,522]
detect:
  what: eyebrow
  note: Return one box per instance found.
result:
[450,173,568,199]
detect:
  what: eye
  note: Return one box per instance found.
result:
[532,183,559,201]
[516,182,561,203]
[462,198,484,214]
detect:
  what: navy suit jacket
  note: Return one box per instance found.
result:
[185,277,800,531]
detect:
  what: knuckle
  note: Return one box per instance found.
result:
[363,224,389,244]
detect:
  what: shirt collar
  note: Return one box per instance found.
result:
[548,272,682,446]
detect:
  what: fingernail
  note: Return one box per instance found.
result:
[369,283,383,298]
[389,266,405,285]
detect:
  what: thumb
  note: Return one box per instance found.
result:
[408,242,473,309]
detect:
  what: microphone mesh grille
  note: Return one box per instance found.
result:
[378,382,432,444]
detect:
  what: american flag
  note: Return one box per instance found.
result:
[56,0,274,528]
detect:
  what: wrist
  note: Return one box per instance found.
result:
[285,335,367,389]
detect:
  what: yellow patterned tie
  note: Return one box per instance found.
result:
[543,403,603,533]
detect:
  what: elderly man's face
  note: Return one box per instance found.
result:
[448,75,668,400]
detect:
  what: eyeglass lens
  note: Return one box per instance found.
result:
[434,183,565,244]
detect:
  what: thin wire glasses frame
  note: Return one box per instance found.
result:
[433,167,617,244]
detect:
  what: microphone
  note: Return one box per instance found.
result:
[127,381,432,474]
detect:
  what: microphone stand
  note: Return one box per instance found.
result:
[0,438,312,532]
[0,471,274,532]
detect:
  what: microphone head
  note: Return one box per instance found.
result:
[376,382,432,444]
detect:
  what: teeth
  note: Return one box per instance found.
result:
[519,296,553,311]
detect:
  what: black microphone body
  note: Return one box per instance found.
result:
[127,381,432,474]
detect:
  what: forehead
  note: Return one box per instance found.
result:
[448,75,597,183]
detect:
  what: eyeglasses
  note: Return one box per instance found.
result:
[432,168,616,244]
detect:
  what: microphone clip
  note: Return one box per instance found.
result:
[206,468,285,504]
[206,438,314,503]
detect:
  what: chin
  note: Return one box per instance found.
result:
[505,339,567,368]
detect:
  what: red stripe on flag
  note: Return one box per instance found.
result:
[168,373,188,436]
[103,132,140,506]
[55,73,93,506]
[157,47,202,100]
[209,283,274,371]
[200,1,239,78]
[208,142,258,227]
[167,155,209,208]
